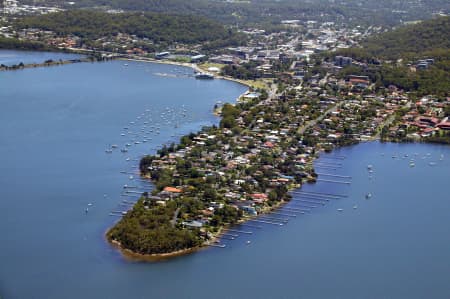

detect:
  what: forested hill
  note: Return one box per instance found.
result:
[14,10,246,46]
[328,16,450,97]
[17,0,450,27]
[362,16,450,60]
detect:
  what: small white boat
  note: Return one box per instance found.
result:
[337,208,343,212]
[129,175,134,180]
[87,203,93,206]
[105,149,113,153]
[409,162,415,167]
[365,193,372,199]
[111,144,118,149]
[367,164,373,170]
[246,241,251,245]
[353,205,357,209]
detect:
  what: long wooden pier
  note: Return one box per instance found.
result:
[293,199,326,205]
[270,211,297,217]
[293,190,348,198]
[249,219,284,226]
[240,223,262,229]
[316,173,352,179]
[227,229,253,235]
[316,179,351,184]
[282,207,310,212]
[222,233,238,238]
[209,244,226,248]
[259,216,289,223]
[294,195,330,201]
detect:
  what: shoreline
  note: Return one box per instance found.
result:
[109,239,203,261]
[105,57,253,261]
[120,56,256,89]
[103,58,318,260]
[107,226,227,262]
[106,177,311,262]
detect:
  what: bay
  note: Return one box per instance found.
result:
[1,54,450,299]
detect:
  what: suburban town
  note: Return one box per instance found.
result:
[2,0,450,297]
[1,2,449,255]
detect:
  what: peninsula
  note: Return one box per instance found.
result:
[2,8,448,258]
[107,16,450,257]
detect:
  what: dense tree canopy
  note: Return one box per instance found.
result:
[362,16,450,60]
[17,0,450,27]
[0,37,53,51]
[107,199,201,255]
[326,17,450,98]
[14,10,247,46]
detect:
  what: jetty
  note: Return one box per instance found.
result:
[240,223,262,229]
[294,195,330,201]
[227,229,253,235]
[249,219,284,226]
[293,190,348,198]
[293,199,326,205]
[316,173,352,179]
[222,233,239,238]
[316,179,351,184]
[209,244,226,248]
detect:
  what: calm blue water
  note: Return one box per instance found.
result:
[0,49,83,66]
[1,55,450,299]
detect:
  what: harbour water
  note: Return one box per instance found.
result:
[0,49,83,66]
[1,54,450,298]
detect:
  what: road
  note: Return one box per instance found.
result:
[297,101,344,135]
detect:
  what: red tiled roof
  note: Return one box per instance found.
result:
[163,187,182,193]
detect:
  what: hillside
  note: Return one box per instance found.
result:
[329,16,450,98]
[14,10,246,46]
[363,16,450,60]
[17,0,450,27]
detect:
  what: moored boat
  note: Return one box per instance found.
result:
[195,72,214,79]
